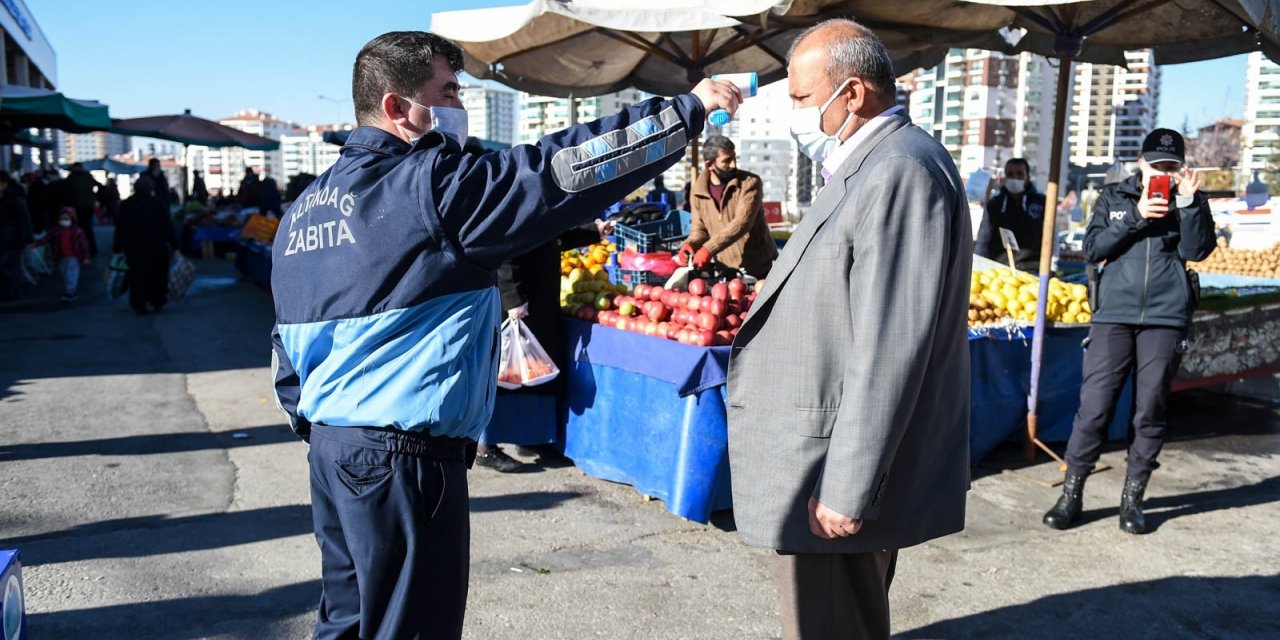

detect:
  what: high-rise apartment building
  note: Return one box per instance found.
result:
[460,80,517,146]
[188,110,293,196]
[1068,50,1159,166]
[1242,51,1280,180]
[56,131,130,165]
[279,124,354,183]
[905,48,1155,186]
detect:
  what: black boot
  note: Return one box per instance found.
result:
[1119,475,1150,534]
[1043,473,1087,530]
[475,446,526,473]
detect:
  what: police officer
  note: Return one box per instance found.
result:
[1043,129,1215,535]
[269,31,739,639]
[975,157,1046,271]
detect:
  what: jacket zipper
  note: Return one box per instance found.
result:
[1140,237,1151,324]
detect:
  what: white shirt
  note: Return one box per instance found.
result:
[821,105,906,181]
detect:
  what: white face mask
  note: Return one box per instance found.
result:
[789,78,855,163]
[401,97,468,148]
[59,219,73,227]
[1004,179,1026,195]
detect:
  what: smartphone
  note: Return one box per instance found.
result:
[1148,174,1172,201]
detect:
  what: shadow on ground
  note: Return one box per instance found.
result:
[28,579,320,640]
[9,504,315,565]
[0,423,296,462]
[895,574,1280,639]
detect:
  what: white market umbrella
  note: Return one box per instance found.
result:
[430,0,1011,98]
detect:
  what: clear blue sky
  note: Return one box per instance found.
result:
[35,0,1246,131]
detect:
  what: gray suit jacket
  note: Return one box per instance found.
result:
[726,113,972,553]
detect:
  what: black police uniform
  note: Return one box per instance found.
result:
[1064,172,1216,479]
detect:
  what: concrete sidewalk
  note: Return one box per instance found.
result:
[1,239,1278,639]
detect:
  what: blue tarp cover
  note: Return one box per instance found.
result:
[564,319,730,397]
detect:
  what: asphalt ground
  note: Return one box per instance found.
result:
[2,228,1277,639]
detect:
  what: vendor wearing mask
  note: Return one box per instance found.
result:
[975,158,1045,271]
[679,135,778,280]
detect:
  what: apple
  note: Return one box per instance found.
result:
[614,317,628,331]
[694,330,715,347]
[647,303,670,322]
[676,328,691,344]
[724,314,741,329]
[696,312,719,332]
[709,298,727,318]
[715,330,733,346]
[618,300,635,317]
[727,278,747,300]
[711,282,729,301]
[666,323,681,340]
[644,322,660,337]
[649,286,664,302]
[699,297,713,314]
[634,284,649,300]
[661,290,676,307]
[729,327,739,336]
[688,278,708,297]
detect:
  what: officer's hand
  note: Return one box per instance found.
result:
[1138,183,1169,220]
[1178,167,1204,197]
[691,78,742,119]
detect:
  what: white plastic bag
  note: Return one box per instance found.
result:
[496,318,524,389]
[513,317,560,386]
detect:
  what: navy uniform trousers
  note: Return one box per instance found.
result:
[308,424,473,640]
[1064,322,1187,479]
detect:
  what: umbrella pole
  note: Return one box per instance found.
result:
[1025,57,1072,467]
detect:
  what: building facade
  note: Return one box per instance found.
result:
[56,131,130,165]
[2,0,58,172]
[279,125,351,182]
[1067,50,1159,166]
[188,110,293,196]
[460,80,517,146]
[1242,51,1280,181]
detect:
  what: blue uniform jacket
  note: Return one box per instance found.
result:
[271,94,705,440]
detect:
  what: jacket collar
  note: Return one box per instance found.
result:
[1116,172,1143,197]
[691,169,741,199]
[341,126,414,156]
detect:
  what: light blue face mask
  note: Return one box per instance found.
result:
[788,78,855,163]
[401,97,469,147]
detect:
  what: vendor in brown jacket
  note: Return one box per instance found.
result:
[679,135,778,279]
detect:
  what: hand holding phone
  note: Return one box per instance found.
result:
[1148,174,1172,201]
[1140,175,1171,220]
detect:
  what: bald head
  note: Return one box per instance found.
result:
[788,19,896,97]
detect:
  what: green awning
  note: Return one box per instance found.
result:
[1,84,112,132]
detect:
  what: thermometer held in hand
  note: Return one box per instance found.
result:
[707,72,758,126]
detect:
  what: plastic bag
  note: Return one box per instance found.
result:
[168,254,196,301]
[513,317,560,386]
[496,318,524,389]
[105,254,129,301]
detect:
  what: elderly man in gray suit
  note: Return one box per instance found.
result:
[726,19,972,640]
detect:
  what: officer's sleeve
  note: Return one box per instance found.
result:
[271,325,311,442]
[1176,195,1216,262]
[427,94,706,270]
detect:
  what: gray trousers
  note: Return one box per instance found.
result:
[773,550,898,640]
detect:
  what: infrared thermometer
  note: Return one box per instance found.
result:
[707,72,758,126]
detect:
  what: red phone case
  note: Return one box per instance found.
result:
[1149,174,1172,201]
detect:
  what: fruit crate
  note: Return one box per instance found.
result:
[610,267,667,287]
[614,210,688,254]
